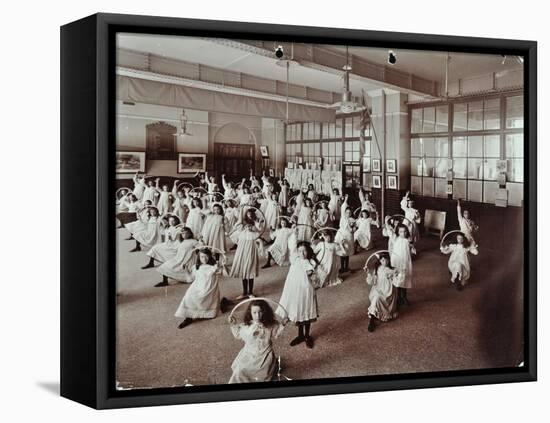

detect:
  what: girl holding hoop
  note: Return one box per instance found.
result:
[440,231,479,291]
[296,194,315,242]
[228,299,288,384]
[175,247,228,329]
[130,206,163,253]
[364,252,404,332]
[388,223,414,305]
[156,227,199,287]
[276,241,320,349]
[142,214,181,269]
[313,201,330,229]
[262,217,294,269]
[354,209,380,251]
[278,177,290,214]
[313,229,344,287]
[186,197,205,239]
[201,203,227,256]
[457,199,479,247]
[335,195,355,273]
[229,208,263,299]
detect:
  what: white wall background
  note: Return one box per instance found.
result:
[0,0,546,421]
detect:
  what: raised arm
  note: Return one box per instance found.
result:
[341,194,349,216]
[358,188,365,204]
[400,191,410,212]
[172,180,179,196]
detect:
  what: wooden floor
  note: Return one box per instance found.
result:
[115,225,524,389]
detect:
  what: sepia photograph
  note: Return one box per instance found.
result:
[114,31,527,392]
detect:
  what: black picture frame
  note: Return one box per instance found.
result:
[61,12,537,409]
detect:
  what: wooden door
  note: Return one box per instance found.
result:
[214,143,255,182]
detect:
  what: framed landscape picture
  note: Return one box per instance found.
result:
[61,12,536,410]
[115,151,145,173]
[177,153,206,173]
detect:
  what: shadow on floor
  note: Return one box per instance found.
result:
[36,381,60,396]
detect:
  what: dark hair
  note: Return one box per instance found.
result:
[360,209,369,217]
[181,226,194,240]
[212,204,223,215]
[244,208,258,225]
[374,252,394,273]
[296,241,319,267]
[191,197,203,209]
[321,230,334,242]
[333,188,340,195]
[279,217,290,228]
[166,214,180,225]
[304,198,313,208]
[129,194,138,202]
[395,223,410,238]
[195,247,217,269]
[243,299,277,327]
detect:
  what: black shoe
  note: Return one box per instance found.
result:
[129,246,141,252]
[141,262,155,269]
[455,282,463,291]
[261,262,272,269]
[220,297,230,313]
[305,336,314,349]
[125,236,133,241]
[290,335,305,346]
[178,318,192,329]
[230,245,237,251]
[368,317,375,332]
[154,280,169,287]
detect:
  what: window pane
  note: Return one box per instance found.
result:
[505,133,523,158]
[322,123,329,139]
[423,158,435,177]
[484,135,500,158]
[313,122,320,139]
[453,103,467,131]
[453,136,467,157]
[353,141,360,151]
[506,95,524,128]
[423,178,434,196]
[468,136,483,157]
[453,179,466,200]
[435,137,449,157]
[286,125,291,141]
[508,159,524,182]
[467,101,483,130]
[314,143,320,156]
[345,119,353,138]
[468,158,483,179]
[335,142,342,156]
[364,140,371,156]
[411,108,423,133]
[353,116,362,137]
[411,158,422,176]
[453,158,467,178]
[411,138,422,156]
[411,176,422,195]
[484,98,500,130]
[328,123,336,138]
[468,180,483,202]
[435,178,448,198]
[345,151,353,161]
[329,142,335,156]
[352,151,360,161]
[335,119,343,138]
[423,138,435,156]
[436,105,449,132]
[423,107,435,133]
[483,159,499,181]
[483,181,499,204]
[363,157,371,172]
[435,158,449,178]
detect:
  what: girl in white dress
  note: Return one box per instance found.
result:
[388,224,413,305]
[328,188,342,223]
[440,232,479,291]
[230,209,263,299]
[278,178,290,214]
[156,227,199,287]
[224,200,239,235]
[175,248,228,329]
[228,299,287,384]
[400,191,421,248]
[313,201,330,229]
[261,193,280,237]
[313,231,344,287]
[354,210,380,251]
[364,252,404,332]
[155,179,172,216]
[296,196,314,242]
[222,174,238,200]
[141,215,181,269]
[171,180,188,225]
[200,203,227,255]
[335,195,355,273]
[116,193,139,227]
[382,216,399,253]
[306,184,318,203]
[276,241,319,349]
[457,199,479,246]
[358,188,377,214]
[130,207,163,252]
[142,179,157,204]
[132,172,147,200]
[186,197,205,239]
[262,218,294,268]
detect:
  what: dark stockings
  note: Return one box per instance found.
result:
[340,256,349,272]
[241,279,255,296]
[130,241,141,252]
[262,253,273,268]
[154,275,169,288]
[142,257,155,269]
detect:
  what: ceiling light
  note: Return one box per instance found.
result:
[275,45,284,59]
[388,50,397,65]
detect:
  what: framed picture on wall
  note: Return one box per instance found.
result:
[115,151,145,173]
[386,159,397,173]
[269,168,275,177]
[177,153,206,173]
[387,175,398,189]
[61,12,536,410]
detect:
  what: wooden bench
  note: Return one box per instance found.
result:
[424,209,446,239]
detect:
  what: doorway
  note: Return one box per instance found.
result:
[214,143,256,182]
